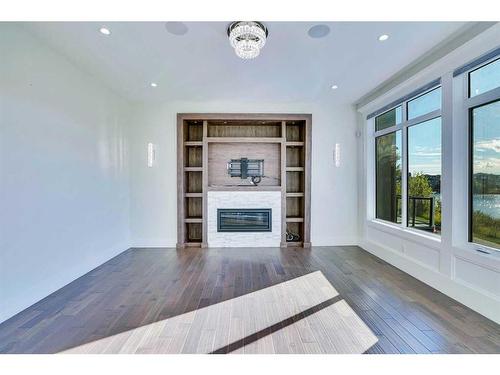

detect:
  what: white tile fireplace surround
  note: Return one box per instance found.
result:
[207,191,281,247]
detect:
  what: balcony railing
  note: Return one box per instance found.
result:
[395,196,436,232]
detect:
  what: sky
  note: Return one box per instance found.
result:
[473,100,500,175]
[405,100,500,176]
[382,70,500,177]
[408,117,442,176]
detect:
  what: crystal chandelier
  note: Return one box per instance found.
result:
[227,21,268,59]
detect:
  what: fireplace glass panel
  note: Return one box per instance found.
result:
[217,209,272,232]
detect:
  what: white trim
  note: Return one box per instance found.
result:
[371,84,442,236]
[360,239,500,324]
[373,124,400,138]
[367,219,441,250]
[131,238,177,248]
[312,237,358,247]
[452,247,500,274]
[406,109,441,127]
[465,86,500,108]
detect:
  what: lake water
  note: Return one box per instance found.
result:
[473,194,500,219]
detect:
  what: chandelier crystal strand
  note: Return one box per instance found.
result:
[227,22,268,59]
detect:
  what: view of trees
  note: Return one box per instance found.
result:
[472,172,500,247]
[407,172,441,232]
[472,210,500,247]
[375,131,402,223]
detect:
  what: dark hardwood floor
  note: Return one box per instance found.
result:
[1,246,499,354]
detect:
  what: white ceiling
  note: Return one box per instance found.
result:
[24,22,469,104]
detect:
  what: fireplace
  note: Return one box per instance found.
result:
[217,208,272,232]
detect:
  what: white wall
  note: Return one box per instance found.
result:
[0,25,131,323]
[358,24,500,324]
[127,99,359,247]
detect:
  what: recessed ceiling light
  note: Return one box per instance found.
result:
[331,85,338,90]
[165,22,189,36]
[150,82,158,87]
[308,24,330,39]
[99,27,111,35]
[378,34,389,41]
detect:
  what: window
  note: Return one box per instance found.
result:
[370,50,500,249]
[469,58,500,97]
[407,87,442,120]
[375,106,402,131]
[408,118,442,234]
[373,84,441,235]
[376,131,402,223]
[470,100,500,248]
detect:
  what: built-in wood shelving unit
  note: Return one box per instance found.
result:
[184,167,203,172]
[177,114,311,248]
[206,137,282,143]
[286,217,304,222]
[184,141,203,146]
[207,185,281,192]
[184,193,202,198]
[283,119,310,247]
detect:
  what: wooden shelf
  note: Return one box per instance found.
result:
[286,192,304,197]
[286,217,304,222]
[184,167,203,172]
[184,242,202,247]
[185,193,202,198]
[286,167,304,172]
[208,185,281,191]
[185,218,203,223]
[184,141,203,146]
[286,141,304,147]
[207,137,282,143]
[285,241,304,247]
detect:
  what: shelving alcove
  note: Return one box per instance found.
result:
[177,113,311,249]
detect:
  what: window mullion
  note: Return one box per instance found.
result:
[401,106,408,229]
[406,109,441,128]
[464,86,500,110]
[373,124,401,138]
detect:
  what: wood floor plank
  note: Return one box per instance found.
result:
[0,246,499,354]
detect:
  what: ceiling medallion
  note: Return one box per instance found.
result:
[227,21,268,59]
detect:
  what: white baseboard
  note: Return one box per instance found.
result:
[130,238,177,248]
[359,238,500,324]
[131,238,359,248]
[131,237,359,248]
[312,237,359,247]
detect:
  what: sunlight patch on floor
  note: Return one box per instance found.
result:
[61,271,377,354]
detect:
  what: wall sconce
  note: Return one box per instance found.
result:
[334,143,341,167]
[147,142,156,167]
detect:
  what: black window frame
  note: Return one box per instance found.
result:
[468,98,500,248]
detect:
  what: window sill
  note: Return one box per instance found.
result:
[453,244,500,272]
[366,219,442,250]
